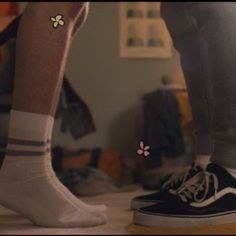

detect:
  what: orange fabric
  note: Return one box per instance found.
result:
[62,153,91,170]
[0,3,18,16]
[0,3,18,62]
[97,150,123,185]
[176,91,193,135]
[62,149,124,185]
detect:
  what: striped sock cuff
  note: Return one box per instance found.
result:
[6,110,54,157]
[6,137,51,157]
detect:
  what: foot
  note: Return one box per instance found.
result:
[133,163,236,227]
[0,157,107,227]
[131,162,204,210]
[48,160,107,213]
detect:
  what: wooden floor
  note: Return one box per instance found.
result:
[0,188,144,235]
[1,187,236,235]
[127,222,236,235]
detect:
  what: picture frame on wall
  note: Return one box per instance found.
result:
[119,2,172,59]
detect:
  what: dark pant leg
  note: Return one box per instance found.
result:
[161,2,214,155]
[190,3,236,168]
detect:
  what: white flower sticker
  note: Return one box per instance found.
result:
[50,14,65,28]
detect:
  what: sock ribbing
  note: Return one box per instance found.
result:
[5,110,52,158]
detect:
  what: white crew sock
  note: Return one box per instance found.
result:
[195,155,211,169]
[0,110,107,227]
[46,117,107,213]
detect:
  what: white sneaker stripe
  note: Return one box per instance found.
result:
[191,187,236,207]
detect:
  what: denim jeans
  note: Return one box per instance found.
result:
[161,2,236,168]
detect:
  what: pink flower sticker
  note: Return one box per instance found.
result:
[137,141,150,157]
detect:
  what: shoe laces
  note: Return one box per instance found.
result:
[161,164,199,192]
[176,170,218,203]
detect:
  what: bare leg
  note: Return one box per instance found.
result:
[50,3,89,116]
[12,3,85,115]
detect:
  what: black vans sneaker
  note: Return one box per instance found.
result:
[133,163,236,227]
[131,163,203,210]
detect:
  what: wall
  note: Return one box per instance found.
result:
[18,2,184,156]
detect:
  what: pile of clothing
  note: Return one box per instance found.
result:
[52,146,138,196]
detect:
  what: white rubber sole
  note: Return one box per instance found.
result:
[133,209,236,227]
